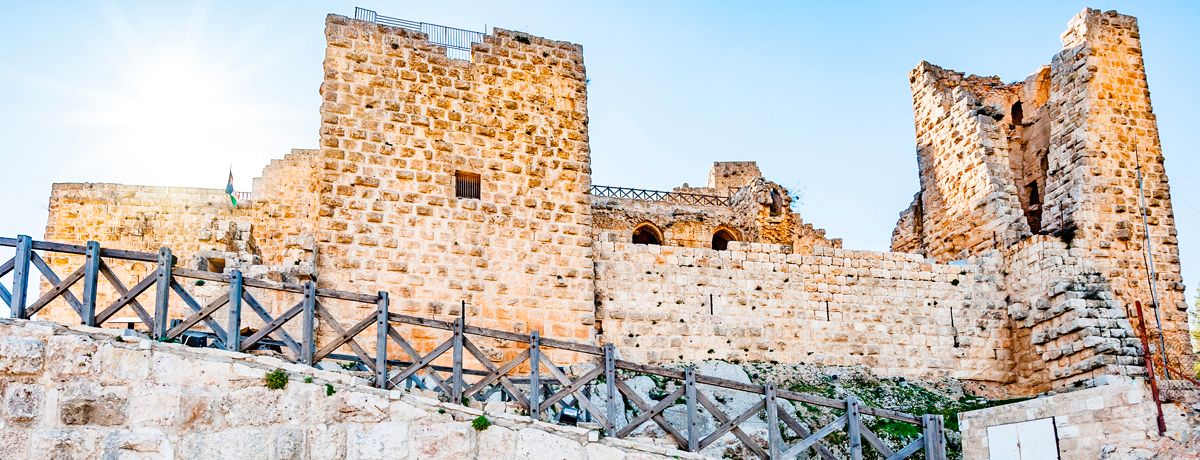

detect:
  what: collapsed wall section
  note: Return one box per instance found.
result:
[316,15,595,344]
[595,241,1012,385]
[896,63,1031,262]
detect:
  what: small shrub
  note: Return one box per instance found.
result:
[194,279,206,286]
[325,383,336,396]
[339,362,357,370]
[471,415,491,431]
[303,377,314,384]
[438,408,446,414]
[264,369,288,390]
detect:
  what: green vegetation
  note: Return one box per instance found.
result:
[748,363,1022,460]
[325,383,336,396]
[264,369,288,390]
[471,415,492,431]
[303,376,314,384]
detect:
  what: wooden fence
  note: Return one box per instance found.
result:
[0,235,946,459]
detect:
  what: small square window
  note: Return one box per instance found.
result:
[455,171,481,199]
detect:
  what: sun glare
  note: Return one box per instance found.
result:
[111,54,233,149]
[62,3,289,191]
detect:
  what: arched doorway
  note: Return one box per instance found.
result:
[631,223,663,245]
[712,228,737,251]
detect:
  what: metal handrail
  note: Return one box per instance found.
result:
[354,7,484,61]
[590,185,733,207]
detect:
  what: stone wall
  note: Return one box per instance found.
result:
[594,241,1013,386]
[591,163,840,254]
[39,149,319,327]
[1000,236,1143,395]
[315,15,595,348]
[959,377,1194,460]
[0,317,704,460]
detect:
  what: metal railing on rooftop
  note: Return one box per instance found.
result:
[590,184,734,207]
[354,7,485,61]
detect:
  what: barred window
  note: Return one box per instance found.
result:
[455,171,481,199]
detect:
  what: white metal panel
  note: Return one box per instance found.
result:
[986,417,1059,460]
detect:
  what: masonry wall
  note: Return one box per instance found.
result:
[0,318,703,460]
[595,241,1013,385]
[39,146,320,319]
[40,184,250,326]
[1001,236,1143,394]
[314,15,595,347]
[958,377,1193,460]
[591,167,840,255]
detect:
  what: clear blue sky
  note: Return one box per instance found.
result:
[1,1,1196,304]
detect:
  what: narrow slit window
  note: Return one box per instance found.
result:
[455,171,481,199]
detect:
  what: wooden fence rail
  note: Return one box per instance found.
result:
[0,235,946,459]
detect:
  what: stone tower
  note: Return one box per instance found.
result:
[315,16,596,341]
[894,9,1190,390]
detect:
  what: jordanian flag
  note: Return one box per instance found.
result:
[225,170,237,207]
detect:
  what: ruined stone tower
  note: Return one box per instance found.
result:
[892,9,1190,392]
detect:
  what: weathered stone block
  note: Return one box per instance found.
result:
[4,382,43,422]
[100,428,173,459]
[346,421,409,459]
[0,337,45,374]
[408,421,475,459]
[31,428,103,460]
[59,382,129,426]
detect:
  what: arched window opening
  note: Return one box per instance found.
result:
[631,223,663,245]
[1011,101,1023,126]
[712,229,737,251]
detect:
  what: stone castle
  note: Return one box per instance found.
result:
[38,5,1192,411]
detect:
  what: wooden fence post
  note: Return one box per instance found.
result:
[847,395,863,460]
[452,317,464,404]
[226,270,243,352]
[375,291,389,388]
[301,281,316,366]
[685,366,699,452]
[80,241,102,326]
[766,383,781,459]
[604,343,617,435]
[152,248,173,339]
[922,414,946,460]
[10,235,32,319]
[529,331,541,421]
